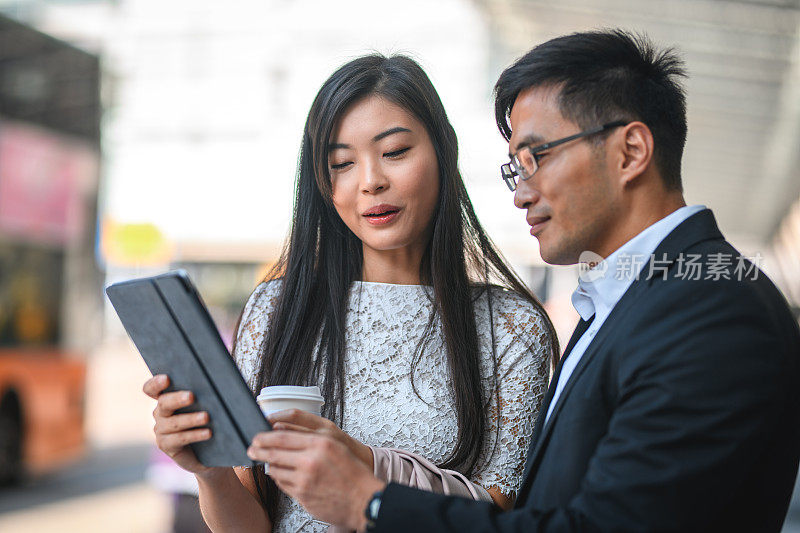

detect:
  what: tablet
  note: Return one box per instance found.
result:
[106,270,270,467]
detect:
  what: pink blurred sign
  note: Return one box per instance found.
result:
[0,122,98,246]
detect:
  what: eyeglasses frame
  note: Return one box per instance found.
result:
[501,120,629,192]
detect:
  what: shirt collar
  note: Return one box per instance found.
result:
[571,205,707,321]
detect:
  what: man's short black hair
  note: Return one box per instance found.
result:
[494,29,687,191]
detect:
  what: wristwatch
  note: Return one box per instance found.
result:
[364,490,383,531]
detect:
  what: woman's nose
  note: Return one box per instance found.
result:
[360,160,389,194]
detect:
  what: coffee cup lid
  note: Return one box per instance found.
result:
[257,385,324,404]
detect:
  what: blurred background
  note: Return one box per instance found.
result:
[0,0,798,531]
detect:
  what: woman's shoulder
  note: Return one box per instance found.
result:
[233,278,283,390]
[472,285,548,328]
[237,278,284,344]
[253,277,283,299]
[472,285,553,366]
[243,278,283,318]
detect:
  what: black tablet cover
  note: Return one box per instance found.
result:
[106,270,269,467]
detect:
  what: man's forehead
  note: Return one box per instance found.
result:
[510,86,562,128]
[508,85,570,147]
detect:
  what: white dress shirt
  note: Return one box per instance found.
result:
[544,204,707,423]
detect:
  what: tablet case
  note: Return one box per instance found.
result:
[106,270,270,467]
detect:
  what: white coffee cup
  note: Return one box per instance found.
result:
[257,385,325,418]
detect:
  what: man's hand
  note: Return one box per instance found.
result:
[248,430,386,530]
[268,409,374,469]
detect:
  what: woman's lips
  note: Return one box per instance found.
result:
[363,205,401,226]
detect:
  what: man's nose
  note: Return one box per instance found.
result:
[513,178,540,209]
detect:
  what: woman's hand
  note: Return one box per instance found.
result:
[143,374,218,477]
[267,410,374,469]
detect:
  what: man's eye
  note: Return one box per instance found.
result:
[533,152,548,163]
[330,161,353,170]
[384,147,410,158]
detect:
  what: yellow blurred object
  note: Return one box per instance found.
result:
[14,301,51,343]
[101,219,173,266]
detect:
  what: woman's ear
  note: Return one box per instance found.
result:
[616,121,654,186]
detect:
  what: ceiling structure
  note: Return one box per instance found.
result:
[0,14,100,143]
[476,0,800,248]
[2,0,798,250]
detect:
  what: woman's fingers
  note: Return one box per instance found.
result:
[157,428,213,455]
[153,390,195,418]
[155,411,209,434]
[142,374,170,398]
[143,375,213,475]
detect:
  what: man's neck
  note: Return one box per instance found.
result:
[596,193,687,259]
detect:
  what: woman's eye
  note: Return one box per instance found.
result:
[330,161,353,170]
[384,147,410,158]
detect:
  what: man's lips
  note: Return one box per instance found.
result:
[527,215,550,235]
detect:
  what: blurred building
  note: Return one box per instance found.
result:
[2,0,798,327]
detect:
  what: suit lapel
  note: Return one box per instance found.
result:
[514,209,725,507]
[516,271,652,504]
[562,317,595,362]
[528,278,650,456]
[536,316,594,434]
[515,316,594,504]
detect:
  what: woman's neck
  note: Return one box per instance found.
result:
[361,245,424,285]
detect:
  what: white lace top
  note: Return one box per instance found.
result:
[233,280,551,533]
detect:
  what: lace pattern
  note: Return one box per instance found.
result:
[232,280,550,532]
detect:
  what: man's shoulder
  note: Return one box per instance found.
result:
[609,234,799,367]
[649,235,784,314]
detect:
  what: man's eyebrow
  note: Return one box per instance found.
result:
[509,133,545,158]
[373,126,411,142]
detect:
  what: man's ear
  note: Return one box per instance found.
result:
[616,121,654,186]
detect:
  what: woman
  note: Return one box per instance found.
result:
[143,54,558,532]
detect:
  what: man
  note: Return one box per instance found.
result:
[249,30,800,531]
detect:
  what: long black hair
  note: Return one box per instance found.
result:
[245,54,559,522]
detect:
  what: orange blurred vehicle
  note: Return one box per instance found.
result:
[0,351,87,484]
[0,15,101,485]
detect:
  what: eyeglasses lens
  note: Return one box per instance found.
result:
[514,149,537,179]
[501,164,517,191]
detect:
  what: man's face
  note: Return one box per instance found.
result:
[509,86,620,265]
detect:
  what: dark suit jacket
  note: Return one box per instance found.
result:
[375,209,800,532]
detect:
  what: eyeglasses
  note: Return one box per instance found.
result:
[500,120,629,191]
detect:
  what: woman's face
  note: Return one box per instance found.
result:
[327,95,440,261]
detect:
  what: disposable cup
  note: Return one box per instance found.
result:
[257,385,325,418]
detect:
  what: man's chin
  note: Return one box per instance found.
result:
[538,240,581,266]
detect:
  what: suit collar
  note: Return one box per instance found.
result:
[644,208,724,279]
[571,205,707,321]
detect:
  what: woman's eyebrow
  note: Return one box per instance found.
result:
[328,126,412,152]
[373,126,411,142]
